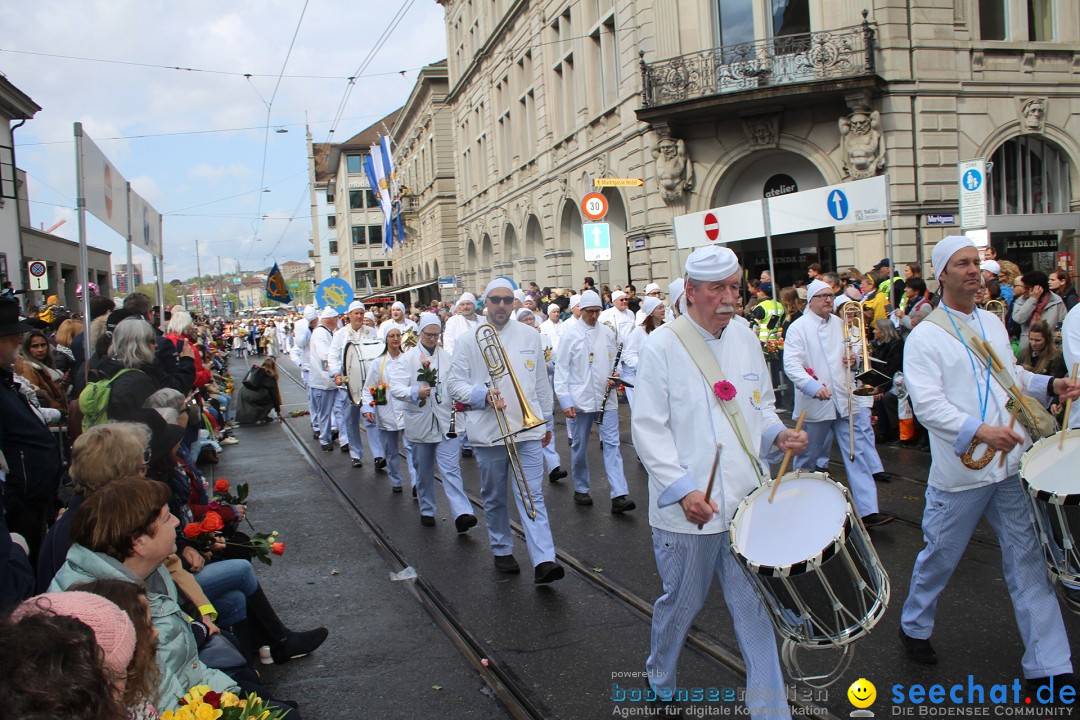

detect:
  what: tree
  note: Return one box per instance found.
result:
[134,282,179,308]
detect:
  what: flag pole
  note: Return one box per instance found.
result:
[74,122,92,382]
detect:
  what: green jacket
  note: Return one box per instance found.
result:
[50,543,236,710]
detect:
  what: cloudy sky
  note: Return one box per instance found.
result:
[3,0,447,283]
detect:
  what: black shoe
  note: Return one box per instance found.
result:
[493,554,520,574]
[270,627,329,664]
[392,486,403,494]
[420,515,436,527]
[340,443,350,453]
[898,627,937,665]
[351,459,363,468]
[611,495,636,514]
[331,430,339,441]
[412,486,417,499]
[321,443,333,452]
[548,467,568,483]
[455,513,478,533]
[534,561,565,584]
[313,431,320,440]
[574,492,593,506]
[873,472,891,482]
[374,457,387,470]
[862,512,895,528]
[461,448,474,458]
[814,464,829,473]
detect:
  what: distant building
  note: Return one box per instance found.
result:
[114,263,144,294]
[0,74,41,293]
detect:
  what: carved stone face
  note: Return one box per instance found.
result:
[849,113,871,134]
[659,141,678,159]
[1023,99,1045,130]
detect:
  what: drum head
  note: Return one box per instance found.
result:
[344,340,384,405]
[1021,433,1080,502]
[732,473,849,571]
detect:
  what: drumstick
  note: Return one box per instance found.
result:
[999,406,1020,468]
[697,445,722,531]
[769,410,807,504]
[1060,362,1079,451]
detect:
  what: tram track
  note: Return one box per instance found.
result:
[274,361,840,720]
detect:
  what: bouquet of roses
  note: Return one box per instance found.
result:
[289,409,310,418]
[369,382,388,407]
[161,685,290,720]
[416,359,438,407]
[212,478,248,506]
[182,511,226,553]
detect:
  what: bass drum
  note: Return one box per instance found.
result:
[343,339,385,406]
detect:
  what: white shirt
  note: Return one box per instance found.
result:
[539,318,563,352]
[599,306,636,342]
[327,324,380,378]
[291,319,311,369]
[389,344,454,443]
[631,315,784,534]
[447,319,553,447]
[783,311,856,421]
[444,313,480,356]
[620,325,648,380]
[361,352,407,431]
[379,317,418,340]
[1064,303,1080,429]
[905,305,1050,491]
[554,319,616,413]
[306,324,337,390]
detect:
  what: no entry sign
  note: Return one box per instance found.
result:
[703,212,720,242]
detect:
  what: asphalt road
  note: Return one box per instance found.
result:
[229,353,1080,718]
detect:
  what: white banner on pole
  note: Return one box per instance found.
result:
[672,199,766,249]
[77,131,129,237]
[128,189,162,255]
[767,175,888,235]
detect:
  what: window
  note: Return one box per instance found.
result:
[550,9,576,137]
[327,215,336,228]
[497,76,512,173]
[351,226,365,245]
[349,190,364,209]
[346,154,363,174]
[589,6,618,109]
[368,225,383,247]
[379,269,393,287]
[365,189,378,208]
[326,189,335,204]
[989,136,1071,215]
[354,269,376,290]
[979,0,1006,39]
[716,0,755,49]
[328,241,338,254]
[1028,0,1053,40]
[979,0,1054,41]
[516,52,536,157]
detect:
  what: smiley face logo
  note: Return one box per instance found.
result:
[847,678,876,709]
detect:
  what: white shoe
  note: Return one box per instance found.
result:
[220,436,240,446]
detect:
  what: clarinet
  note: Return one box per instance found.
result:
[597,322,623,425]
[446,404,458,438]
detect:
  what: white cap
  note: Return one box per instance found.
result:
[484,278,515,299]
[685,245,740,281]
[933,235,976,280]
[579,290,602,309]
[516,308,534,322]
[568,294,582,310]
[980,259,1001,276]
[319,306,339,320]
[644,283,661,295]
[805,279,832,302]
[303,305,319,321]
[391,301,406,312]
[641,296,663,317]
[347,300,365,313]
[417,312,441,333]
[547,304,560,315]
[612,290,627,301]
[364,312,376,321]
[457,292,477,307]
[513,288,526,302]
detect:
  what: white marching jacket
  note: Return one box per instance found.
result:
[783,312,858,421]
[389,344,453,444]
[306,325,337,390]
[327,324,379,378]
[447,320,554,447]
[361,352,406,432]
[554,320,616,414]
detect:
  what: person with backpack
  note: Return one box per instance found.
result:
[0,299,62,565]
[81,317,195,428]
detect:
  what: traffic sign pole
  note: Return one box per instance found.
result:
[761,199,777,303]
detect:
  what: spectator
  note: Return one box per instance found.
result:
[1018,320,1067,379]
[53,318,83,375]
[96,318,196,423]
[234,357,282,425]
[71,294,115,370]
[1050,270,1078,311]
[1012,270,1067,355]
[871,319,904,441]
[14,330,67,412]
[779,286,804,339]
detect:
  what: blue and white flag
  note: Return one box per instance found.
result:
[364,151,393,252]
[380,135,405,248]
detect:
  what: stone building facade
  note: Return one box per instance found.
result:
[435,0,1080,293]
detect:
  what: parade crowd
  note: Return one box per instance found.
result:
[4,236,1080,717]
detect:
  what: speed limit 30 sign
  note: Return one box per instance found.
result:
[581,192,608,221]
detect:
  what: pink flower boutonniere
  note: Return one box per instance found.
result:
[713,380,737,402]
[804,367,818,380]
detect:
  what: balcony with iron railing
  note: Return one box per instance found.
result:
[638,14,879,120]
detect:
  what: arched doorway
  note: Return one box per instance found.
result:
[466,238,477,272]
[481,234,494,286]
[503,223,519,280]
[559,201,585,288]
[711,150,832,289]
[988,135,1077,275]
[524,214,547,286]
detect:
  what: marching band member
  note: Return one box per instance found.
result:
[379,301,417,340]
[329,301,379,468]
[517,309,567,483]
[443,293,480,356]
[389,313,476,531]
[539,304,564,352]
[634,283,663,324]
[447,278,564,583]
[554,290,635,513]
[599,290,635,340]
[667,278,685,321]
[1064,302,1080,429]
[632,245,808,716]
[292,305,318,436]
[782,280,893,527]
[899,236,1079,687]
[308,307,340,451]
[362,327,409,493]
[620,296,665,409]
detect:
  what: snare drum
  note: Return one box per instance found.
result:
[730,471,890,650]
[1020,432,1080,587]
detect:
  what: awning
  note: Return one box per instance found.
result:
[359,279,436,302]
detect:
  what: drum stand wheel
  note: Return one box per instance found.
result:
[781,639,855,689]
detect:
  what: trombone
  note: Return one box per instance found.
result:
[840,301,890,460]
[477,324,546,520]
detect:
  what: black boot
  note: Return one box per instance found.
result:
[246,585,329,664]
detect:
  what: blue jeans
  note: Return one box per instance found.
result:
[194,558,258,627]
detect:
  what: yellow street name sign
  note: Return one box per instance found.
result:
[593,178,644,187]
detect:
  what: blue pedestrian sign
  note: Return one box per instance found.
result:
[583,222,612,262]
[963,168,983,191]
[827,190,849,221]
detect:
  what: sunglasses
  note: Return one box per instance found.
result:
[486,296,515,305]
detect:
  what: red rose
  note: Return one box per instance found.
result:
[200,511,224,533]
[271,542,286,556]
[183,522,203,539]
[453,402,467,413]
[202,690,222,708]
[214,478,230,493]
